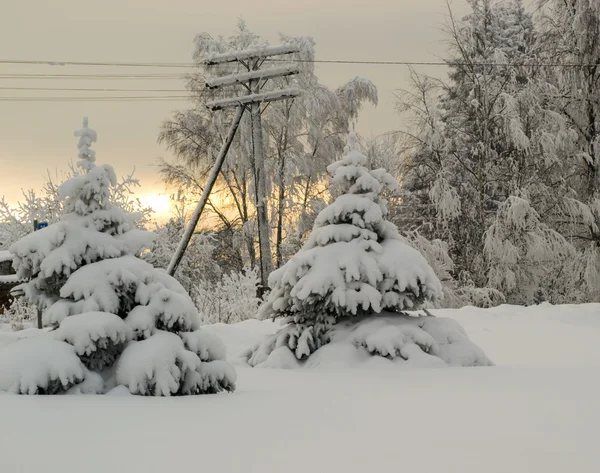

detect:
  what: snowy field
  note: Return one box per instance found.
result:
[1,303,599,473]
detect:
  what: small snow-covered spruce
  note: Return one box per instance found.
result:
[3,118,235,396]
[249,133,455,364]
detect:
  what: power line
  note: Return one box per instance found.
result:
[0,73,187,80]
[0,59,194,68]
[0,86,187,92]
[0,95,189,102]
[3,57,600,68]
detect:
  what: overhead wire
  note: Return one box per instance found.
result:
[0,96,189,102]
[3,55,600,103]
[2,57,600,68]
[0,86,187,92]
[0,73,188,80]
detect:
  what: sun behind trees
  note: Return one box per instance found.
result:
[248,133,491,368]
[0,118,236,396]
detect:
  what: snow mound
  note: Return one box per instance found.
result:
[335,315,492,367]
[249,313,492,369]
[0,336,88,394]
[246,323,328,365]
[181,360,237,395]
[116,331,199,396]
[54,312,133,371]
[115,331,235,396]
[181,330,227,361]
[66,369,104,395]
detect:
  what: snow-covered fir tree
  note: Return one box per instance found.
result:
[0,118,235,396]
[395,0,586,305]
[257,133,441,358]
[247,134,491,367]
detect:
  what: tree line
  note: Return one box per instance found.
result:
[4,0,600,320]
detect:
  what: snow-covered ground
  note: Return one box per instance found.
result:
[1,303,599,473]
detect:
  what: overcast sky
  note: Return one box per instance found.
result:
[1,0,471,205]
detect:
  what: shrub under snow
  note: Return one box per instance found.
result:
[116,331,235,396]
[248,313,492,369]
[54,312,133,371]
[0,336,96,394]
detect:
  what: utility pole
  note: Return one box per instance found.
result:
[167,44,301,289]
[167,106,246,276]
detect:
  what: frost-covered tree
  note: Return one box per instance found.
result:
[144,216,222,294]
[536,0,600,300]
[195,265,262,324]
[250,133,442,361]
[0,118,235,396]
[159,20,377,276]
[395,0,584,305]
[484,196,576,304]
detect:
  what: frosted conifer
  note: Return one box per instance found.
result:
[1,118,235,396]
[254,133,442,360]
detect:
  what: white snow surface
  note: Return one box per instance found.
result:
[0,250,12,263]
[1,303,600,472]
[0,274,19,284]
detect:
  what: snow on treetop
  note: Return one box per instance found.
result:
[74,116,98,171]
[60,164,117,215]
[327,135,398,196]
